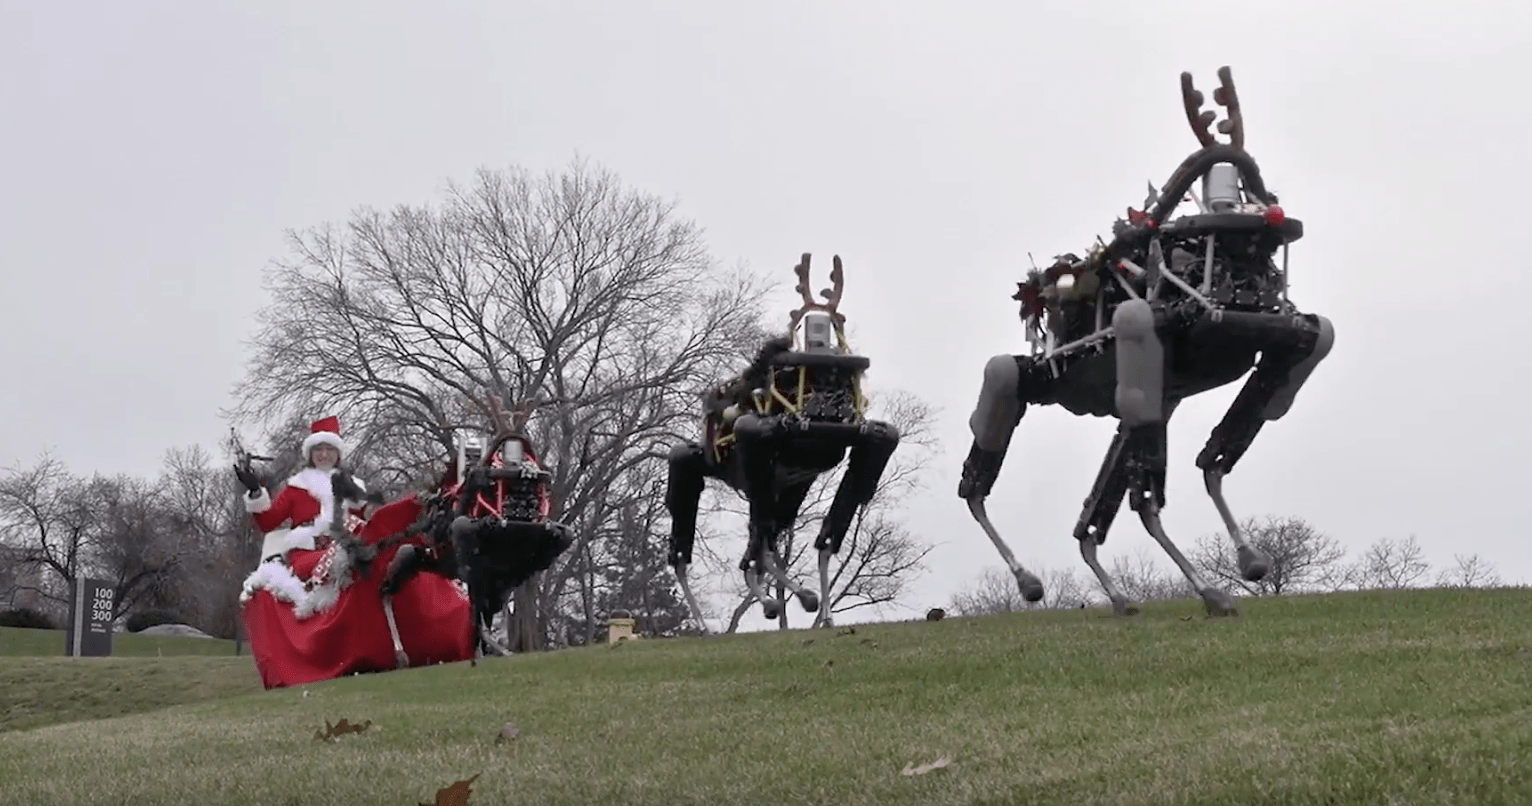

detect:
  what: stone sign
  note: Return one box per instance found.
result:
[65,578,114,657]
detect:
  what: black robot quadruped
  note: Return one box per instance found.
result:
[665,254,901,631]
[959,66,1335,618]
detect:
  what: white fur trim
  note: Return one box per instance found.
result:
[294,541,357,618]
[302,431,346,459]
[240,559,309,607]
[244,487,272,513]
[239,541,358,619]
[259,527,315,559]
[285,468,338,537]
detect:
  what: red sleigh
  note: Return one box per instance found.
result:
[239,413,574,689]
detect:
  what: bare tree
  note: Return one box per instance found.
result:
[1345,535,1432,590]
[949,566,1094,616]
[1107,548,1199,602]
[231,157,770,651]
[152,442,265,638]
[0,456,93,610]
[1190,515,1347,596]
[1435,553,1502,589]
[0,455,184,621]
[88,474,186,618]
[705,388,940,631]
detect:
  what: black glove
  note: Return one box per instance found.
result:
[232,464,262,495]
[330,470,362,501]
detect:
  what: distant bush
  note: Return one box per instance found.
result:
[124,610,184,633]
[0,607,57,630]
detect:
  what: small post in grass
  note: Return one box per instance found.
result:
[607,609,637,643]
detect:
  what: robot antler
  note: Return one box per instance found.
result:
[793,253,818,310]
[487,395,510,436]
[1181,65,1244,150]
[824,255,846,310]
[489,395,539,437]
[788,252,847,330]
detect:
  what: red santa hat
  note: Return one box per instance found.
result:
[301,415,347,459]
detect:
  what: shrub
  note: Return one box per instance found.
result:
[124,609,184,633]
[0,607,58,630]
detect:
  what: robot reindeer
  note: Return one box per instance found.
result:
[666,254,901,630]
[959,66,1334,617]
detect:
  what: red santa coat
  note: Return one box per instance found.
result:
[239,467,373,620]
[244,467,370,565]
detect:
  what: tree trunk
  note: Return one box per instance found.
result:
[506,575,545,652]
[581,540,597,645]
[725,595,754,634]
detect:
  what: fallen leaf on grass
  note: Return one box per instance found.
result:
[901,757,953,776]
[420,773,480,806]
[314,717,372,741]
[495,723,520,744]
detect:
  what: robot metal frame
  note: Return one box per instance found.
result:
[959,66,1335,617]
[665,254,901,631]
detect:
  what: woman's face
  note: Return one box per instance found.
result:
[309,444,340,470]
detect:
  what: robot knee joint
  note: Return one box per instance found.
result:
[668,442,703,465]
[867,420,901,448]
[732,413,774,441]
[980,354,1021,394]
[1112,299,1156,341]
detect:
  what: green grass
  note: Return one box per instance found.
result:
[0,625,241,657]
[0,626,258,733]
[1,588,1530,806]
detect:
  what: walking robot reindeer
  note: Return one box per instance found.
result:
[666,254,900,631]
[371,396,574,659]
[959,66,1335,617]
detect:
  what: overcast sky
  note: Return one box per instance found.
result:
[3,2,1528,629]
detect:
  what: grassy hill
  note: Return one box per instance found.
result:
[1,587,1529,806]
[0,625,257,734]
[0,624,241,658]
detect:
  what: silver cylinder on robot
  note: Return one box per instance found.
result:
[500,438,524,466]
[802,310,836,352]
[1202,162,1242,213]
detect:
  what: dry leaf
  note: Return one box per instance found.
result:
[495,723,520,744]
[314,717,372,741]
[901,757,953,776]
[421,773,480,806]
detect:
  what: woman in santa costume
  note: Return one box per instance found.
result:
[235,415,476,689]
[234,416,379,617]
